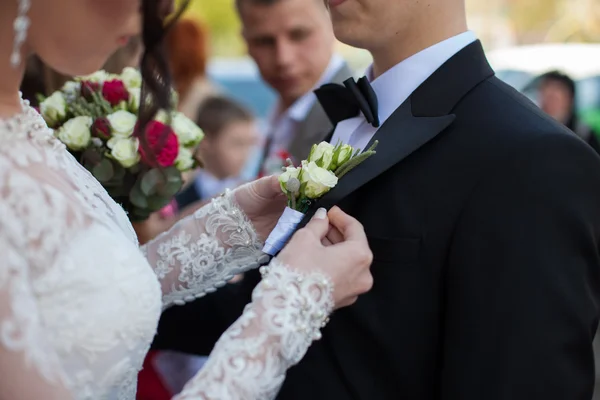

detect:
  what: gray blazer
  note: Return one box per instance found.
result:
[285,63,353,162]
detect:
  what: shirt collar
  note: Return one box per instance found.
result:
[194,170,241,200]
[366,31,477,124]
[270,54,346,124]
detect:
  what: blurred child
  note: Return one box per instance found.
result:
[175,96,259,212]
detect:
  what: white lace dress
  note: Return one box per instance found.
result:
[0,103,333,399]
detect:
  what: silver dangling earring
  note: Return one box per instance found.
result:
[10,0,31,68]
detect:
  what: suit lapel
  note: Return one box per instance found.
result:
[297,40,494,226]
[298,98,455,226]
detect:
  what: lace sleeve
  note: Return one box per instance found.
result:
[174,258,334,400]
[0,238,74,399]
[140,189,264,308]
[0,159,75,399]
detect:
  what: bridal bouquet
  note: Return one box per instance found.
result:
[37,68,204,221]
[263,140,377,255]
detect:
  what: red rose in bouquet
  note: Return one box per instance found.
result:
[138,121,179,168]
[102,79,129,106]
[91,117,111,140]
[81,81,101,101]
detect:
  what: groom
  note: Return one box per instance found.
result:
[154,0,600,398]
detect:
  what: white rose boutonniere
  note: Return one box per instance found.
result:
[279,166,301,195]
[57,116,93,151]
[107,110,137,137]
[301,161,338,198]
[264,140,378,255]
[308,141,335,169]
[107,137,140,168]
[40,91,67,126]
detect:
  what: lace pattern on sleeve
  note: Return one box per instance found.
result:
[174,258,334,400]
[140,190,264,308]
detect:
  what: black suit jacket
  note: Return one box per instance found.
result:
[153,42,600,399]
[174,182,202,212]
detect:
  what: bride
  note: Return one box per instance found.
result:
[0,0,374,399]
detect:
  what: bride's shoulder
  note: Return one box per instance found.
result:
[0,145,91,257]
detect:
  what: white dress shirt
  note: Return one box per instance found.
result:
[265,54,346,159]
[193,170,243,201]
[330,31,477,151]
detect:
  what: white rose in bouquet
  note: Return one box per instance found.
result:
[154,110,170,124]
[128,88,141,113]
[174,147,195,171]
[309,141,335,169]
[79,70,110,83]
[279,166,301,194]
[172,112,204,146]
[301,161,338,198]
[61,81,81,97]
[57,116,92,151]
[40,91,67,126]
[108,137,140,168]
[107,110,137,137]
[121,67,142,89]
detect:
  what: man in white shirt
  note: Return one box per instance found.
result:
[154,1,600,398]
[235,0,353,175]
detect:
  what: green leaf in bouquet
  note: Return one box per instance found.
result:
[129,182,149,208]
[102,162,126,188]
[80,148,103,171]
[131,206,151,221]
[157,166,183,197]
[140,168,164,196]
[92,158,114,183]
[146,195,171,211]
[91,92,113,115]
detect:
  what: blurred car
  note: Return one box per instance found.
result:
[487,43,600,130]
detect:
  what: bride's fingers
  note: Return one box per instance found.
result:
[325,225,344,245]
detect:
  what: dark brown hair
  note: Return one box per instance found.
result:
[195,96,254,139]
[136,0,190,164]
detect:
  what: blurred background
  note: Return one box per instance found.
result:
[179,0,600,178]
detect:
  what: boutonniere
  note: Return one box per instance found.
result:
[263,140,378,255]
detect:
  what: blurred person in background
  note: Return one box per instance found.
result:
[175,96,258,214]
[538,70,600,154]
[167,18,218,121]
[236,0,352,175]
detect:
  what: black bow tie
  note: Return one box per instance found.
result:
[314,76,380,128]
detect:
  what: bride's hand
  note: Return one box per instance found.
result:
[233,176,287,241]
[278,206,373,309]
